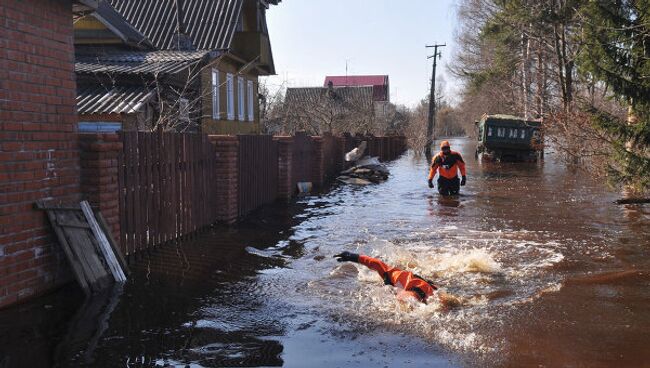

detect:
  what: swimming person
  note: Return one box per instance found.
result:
[334,251,461,307]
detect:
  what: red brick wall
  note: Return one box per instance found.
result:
[310,137,325,189]
[79,134,122,244]
[209,136,239,223]
[275,136,293,200]
[0,0,79,308]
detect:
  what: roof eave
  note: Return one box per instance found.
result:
[73,0,98,12]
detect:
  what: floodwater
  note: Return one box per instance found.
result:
[1,138,649,367]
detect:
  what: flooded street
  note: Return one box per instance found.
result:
[1,138,649,367]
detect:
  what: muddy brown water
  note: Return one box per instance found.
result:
[1,138,649,367]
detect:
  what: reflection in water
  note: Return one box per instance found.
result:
[0,138,648,367]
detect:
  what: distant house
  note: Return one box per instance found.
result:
[74,0,280,133]
[324,75,391,125]
[324,75,390,102]
[283,83,375,135]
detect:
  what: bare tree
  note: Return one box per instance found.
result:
[282,86,375,135]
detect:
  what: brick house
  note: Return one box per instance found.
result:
[0,0,98,309]
[74,0,280,134]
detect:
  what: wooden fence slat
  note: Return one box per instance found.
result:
[126,132,136,255]
[117,132,127,255]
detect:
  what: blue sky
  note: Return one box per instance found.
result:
[263,0,459,107]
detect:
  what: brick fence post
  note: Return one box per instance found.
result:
[79,133,122,245]
[274,136,294,200]
[209,136,239,224]
[311,136,325,189]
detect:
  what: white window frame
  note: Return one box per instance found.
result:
[226,73,235,120]
[247,81,255,121]
[211,69,220,120]
[237,76,245,121]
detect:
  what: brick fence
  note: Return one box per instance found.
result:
[76,132,407,257]
[1,128,406,309]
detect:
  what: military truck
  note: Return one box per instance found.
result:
[475,114,543,162]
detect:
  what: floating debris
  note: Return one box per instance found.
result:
[337,156,389,185]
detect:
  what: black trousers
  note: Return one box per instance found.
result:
[438,176,460,196]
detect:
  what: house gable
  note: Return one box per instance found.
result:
[74,1,153,49]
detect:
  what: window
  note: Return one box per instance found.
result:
[238,76,245,121]
[247,81,254,121]
[497,127,506,137]
[520,129,526,139]
[487,127,493,137]
[211,69,220,119]
[179,98,190,122]
[226,73,234,120]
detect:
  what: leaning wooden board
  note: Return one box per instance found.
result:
[36,201,127,296]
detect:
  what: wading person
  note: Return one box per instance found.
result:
[333,251,461,307]
[428,141,467,196]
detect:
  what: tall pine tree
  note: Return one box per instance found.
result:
[580,0,650,193]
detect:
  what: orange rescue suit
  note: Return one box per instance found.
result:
[358,255,438,302]
[428,151,467,180]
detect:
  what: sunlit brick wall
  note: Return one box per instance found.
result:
[0,0,80,308]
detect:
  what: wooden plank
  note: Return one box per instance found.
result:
[164,132,172,243]
[153,130,161,246]
[117,132,127,255]
[134,132,144,253]
[81,201,126,283]
[95,209,131,276]
[34,201,81,211]
[44,210,91,296]
[125,132,136,255]
[56,221,91,229]
[146,132,154,247]
[142,132,150,248]
[172,133,179,239]
[179,134,185,236]
[60,210,111,291]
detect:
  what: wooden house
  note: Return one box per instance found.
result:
[74,0,280,133]
[283,84,375,135]
[323,75,391,124]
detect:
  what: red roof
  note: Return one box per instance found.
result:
[324,75,390,102]
[324,75,388,87]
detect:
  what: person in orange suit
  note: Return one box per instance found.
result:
[334,251,461,307]
[428,141,467,196]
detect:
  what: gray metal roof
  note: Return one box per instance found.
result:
[285,86,374,105]
[77,85,156,114]
[76,50,209,75]
[107,0,243,51]
[84,1,154,49]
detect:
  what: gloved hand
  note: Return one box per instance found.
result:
[461,176,467,186]
[333,251,360,263]
[428,179,434,189]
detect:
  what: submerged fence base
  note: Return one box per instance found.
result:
[79,132,407,258]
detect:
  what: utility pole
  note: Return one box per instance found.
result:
[425,43,446,158]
